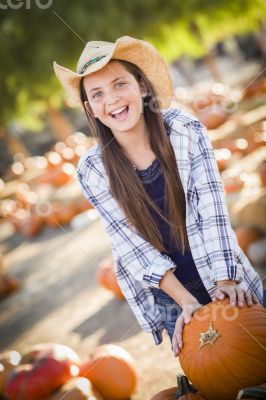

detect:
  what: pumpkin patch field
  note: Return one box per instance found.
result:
[1,70,266,399]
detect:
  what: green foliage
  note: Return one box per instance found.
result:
[0,0,265,128]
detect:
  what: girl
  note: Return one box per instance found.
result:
[53,35,264,357]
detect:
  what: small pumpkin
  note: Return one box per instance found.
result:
[223,174,244,194]
[45,201,76,227]
[11,209,43,238]
[234,225,263,254]
[97,257,125,300]
[197,106,228,130]
[0,274,21,300]
[79,344,138,400]
[179,298,266,400]
[151,375,207,399]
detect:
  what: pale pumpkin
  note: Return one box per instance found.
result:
[0,351,21,395]
[79,344,137,400]
[179,298,266,400]
[48,377,104,400]
[151,375,207,400]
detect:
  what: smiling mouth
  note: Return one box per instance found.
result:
[109,106,129,121]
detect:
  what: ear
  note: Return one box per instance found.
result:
[139,80,149,97]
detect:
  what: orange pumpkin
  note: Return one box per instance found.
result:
[179,298,266,400]
[223,175,244,194]
[197,107,228,130]
[79,344,138,400]
[45,202,76,227]
[47,377,104,400]
[234,225,263,254]
[151,375,207,399]
[97,257,125,300]
[11,209,43,238]
[0,275,21,300]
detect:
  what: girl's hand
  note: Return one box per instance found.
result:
[172,300,203,357]
[213,280,260,308]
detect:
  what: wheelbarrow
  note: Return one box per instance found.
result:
[237,385,266,399]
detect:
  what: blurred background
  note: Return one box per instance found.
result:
[0,1,266,399]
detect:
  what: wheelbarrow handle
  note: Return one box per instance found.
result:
[237,386,266,399]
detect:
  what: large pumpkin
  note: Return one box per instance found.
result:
[179,298,266,400]
[151,375,207,400]
[5,343,80,400]
[79,344,137,399]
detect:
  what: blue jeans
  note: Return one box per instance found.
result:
[153,289,266,343]
[151,288,182,342]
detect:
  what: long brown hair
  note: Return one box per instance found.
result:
[79,59,190,255]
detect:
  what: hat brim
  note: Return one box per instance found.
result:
[53,35,174,109]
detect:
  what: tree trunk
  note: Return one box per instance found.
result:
[0,127,29,156]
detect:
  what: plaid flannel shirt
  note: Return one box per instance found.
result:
[76,108,264,345]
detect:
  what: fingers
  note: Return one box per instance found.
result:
[215,286,260,308]
[215,287,236,307]
[240,289,260,306]
[235,286,246,307]
[172,315,185,357]
[244,290,253,306]
[214,288,225,301]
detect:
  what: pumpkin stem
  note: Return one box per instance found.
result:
[199,322,220,349]
[175,374,197,398]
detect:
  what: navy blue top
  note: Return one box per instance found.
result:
[136,157,212,306]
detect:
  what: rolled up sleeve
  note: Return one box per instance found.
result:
[190,120,244,285]
[76,164,176,289]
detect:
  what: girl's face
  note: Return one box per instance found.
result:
[83,60,148,134]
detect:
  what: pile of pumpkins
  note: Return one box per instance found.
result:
[0,181,94,238]
[0,133,97,238]
[150,298,266,400]
[0,342,138,400]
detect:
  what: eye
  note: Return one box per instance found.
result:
[92,91,102,99]
[116,81,126,88]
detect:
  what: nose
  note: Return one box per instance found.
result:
[106,90,120,106]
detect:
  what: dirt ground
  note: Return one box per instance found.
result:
[0,217,184,399]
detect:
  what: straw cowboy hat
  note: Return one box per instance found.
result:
[53,35,174,109]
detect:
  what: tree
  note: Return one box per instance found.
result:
[0,0,265,130]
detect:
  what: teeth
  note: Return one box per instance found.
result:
[111,106,127,115]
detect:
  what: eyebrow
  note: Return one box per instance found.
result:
[89,76,127,93]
